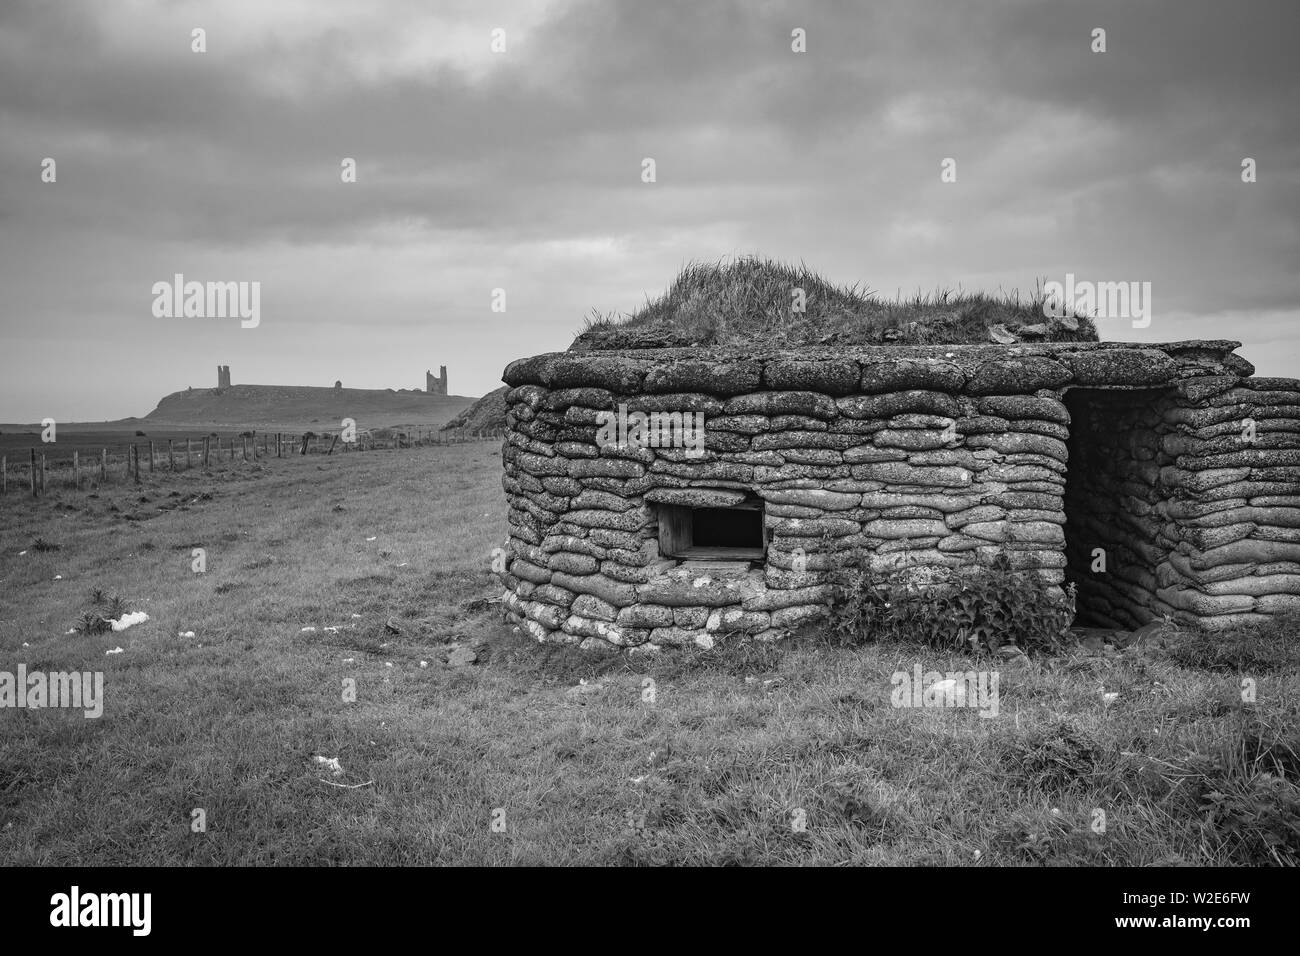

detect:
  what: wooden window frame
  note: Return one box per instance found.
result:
[656,500,767,562]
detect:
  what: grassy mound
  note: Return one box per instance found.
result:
[573,257,1096,350]
[441,385,509,434]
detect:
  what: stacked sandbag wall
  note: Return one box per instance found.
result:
[496,343,1285,648]
[1064,378,1300,629]
[1157,377,1300,628]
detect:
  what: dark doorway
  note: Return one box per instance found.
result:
[1063,387,1172,629]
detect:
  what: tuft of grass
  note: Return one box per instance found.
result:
[1157,614,1300,673]
[650,640,787,680]
[32,537,60,552]
[1116,713,1300,866]
[998,719,1101,793]
[74,611,112,635]
[574,256,1097,349]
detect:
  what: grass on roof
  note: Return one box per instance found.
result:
[576,256,1097,349]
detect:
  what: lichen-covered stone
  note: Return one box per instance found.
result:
[1059,349,1179,386]
[572,594,619,621]
[644,360,762,395]
[644,488,749,507]
[549,551,600,576]
[638,570,763,607]
[550,571,638,607]
[770,605,828,629]
[723,391,839,419]
[617,604,674,628]
[858,359,965,394]
[837,391,961,420]
[967,357,1072,394]
[764,359,860,394]
[761,489,860,510]
[706,608,772,633]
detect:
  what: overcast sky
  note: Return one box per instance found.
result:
[1,0,1297,422]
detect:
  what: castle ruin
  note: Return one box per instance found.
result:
[216,365,231,389]
[426,366,448,395]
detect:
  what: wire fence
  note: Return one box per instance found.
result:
[0,427,507,496]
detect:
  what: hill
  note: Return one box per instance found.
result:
[571,257,1097,351]
[441,386,509,434]
[145,384,476,430]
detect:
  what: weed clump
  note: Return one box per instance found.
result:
[830,552,1074,653]
[1181,717,1300,865]
[75,612,112,635]
[998,719,1101,792]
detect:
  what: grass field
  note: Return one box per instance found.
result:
[0,427,253,458]
[1,445,1297,865]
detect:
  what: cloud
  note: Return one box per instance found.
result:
[0,0,1296,420]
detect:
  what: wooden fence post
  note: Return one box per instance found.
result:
[101,448,107,482]
[185,439,191,470]
[167,440,174,471]
[1,455,6,494]
[203,437,210,467]
[30,449,37,497]
[40,451,47,494]
[72,451,79,489]
[147,441,154,472]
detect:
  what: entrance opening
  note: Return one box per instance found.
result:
[658,498,766,561]
[1063,387,1171,629]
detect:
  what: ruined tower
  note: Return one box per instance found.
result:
[426,366,448,395]
[217,365,231,389]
